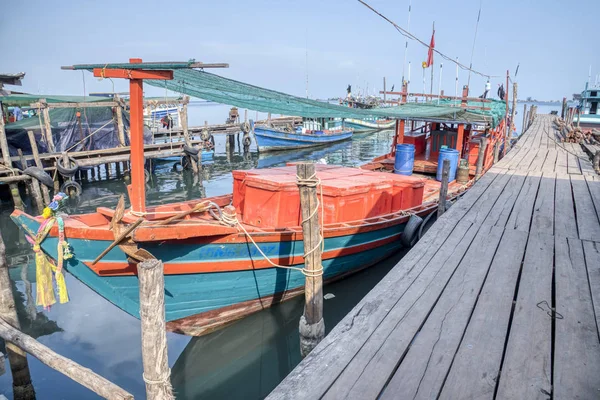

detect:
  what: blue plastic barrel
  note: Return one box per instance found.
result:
[436,148,460,181]
[394,144,415,176]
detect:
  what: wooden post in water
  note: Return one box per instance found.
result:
[181,96,198,174]
[437,159,450,218]
[475,137,488,179]
[27,131,51,204]
[137,259,174,400]
[40,100,55,153]
[114,95,127,147]
[296,163,324,358]
[561,97,567,120]
[0,231,35,400]
[0,107,24,210]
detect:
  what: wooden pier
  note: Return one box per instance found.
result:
[268,114,600,399]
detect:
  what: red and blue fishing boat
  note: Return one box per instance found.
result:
[10,60,507,336]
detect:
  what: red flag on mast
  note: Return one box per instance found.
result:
[426,29,435,67]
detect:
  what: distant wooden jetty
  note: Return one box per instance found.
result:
[268,114,600,399]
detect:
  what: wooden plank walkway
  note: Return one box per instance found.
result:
[268,115,600,400]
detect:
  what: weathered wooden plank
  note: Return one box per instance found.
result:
[439,229,529,399]
[267,171,508,400]
[554,237,600,399]
[541,148,557,172]
[322,170,515,399]
[529,148,548,172]
[496,232,554,400]
[506,171,542,232]
[567,144,582,175]
[585,175,600,222]
[482,170,525,229]
[582,240,600,334]
[571,174,600,241]
[380,224,504,400]
[555,150,569,174]
[555,173,579,239]
[530,172,556,236]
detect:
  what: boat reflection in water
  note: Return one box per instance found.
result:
[171,250,406,400]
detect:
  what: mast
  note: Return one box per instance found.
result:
[402,0,412,85]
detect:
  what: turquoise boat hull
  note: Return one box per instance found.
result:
[254,126,352,152]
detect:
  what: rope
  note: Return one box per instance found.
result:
[142,369,171,385]
[218,173,325,277]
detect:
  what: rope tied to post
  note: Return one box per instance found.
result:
[216,173,325,278]
[142,368,172,385]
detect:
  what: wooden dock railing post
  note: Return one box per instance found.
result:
[522,104,528,134]
[180,96,199,174]
[0,231,36,400]
[475,137,488,179]
[40,100,55,153]
[137,259,174,400]
[437,159,450,218]
[296,163,325,358]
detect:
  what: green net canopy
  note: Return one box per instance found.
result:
[144,69,505,127]
[0,94,113,107]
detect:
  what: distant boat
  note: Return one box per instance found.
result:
[253,124,352,152]
[332,118,395,133]
[575,81,600,132]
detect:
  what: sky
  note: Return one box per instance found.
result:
[1,0,598,102]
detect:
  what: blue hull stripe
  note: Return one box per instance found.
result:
[12,214,405,322]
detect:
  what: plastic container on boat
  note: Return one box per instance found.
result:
[436,148,460,182]
[394,144,415,176]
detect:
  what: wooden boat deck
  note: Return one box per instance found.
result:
[267,114,600,399]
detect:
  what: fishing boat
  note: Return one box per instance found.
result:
[574,80,600,132]
[253,124,352,152]
[331,118,395,133]
[10,60,507,337]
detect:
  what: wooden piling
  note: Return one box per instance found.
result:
[296,163,324,358]
[493,140,500,164]
[0,107,24,210]
[0,231,35,400]
[561,97,567,119]
[437,159,450,218]
[114,95,127,147]
[27,131,51,204]
[40,100,55,153]
[475,137,488,179]
[181,96,199,174]
[137,259,174,400]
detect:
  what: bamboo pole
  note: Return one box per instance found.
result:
[0,318,134,400]
[296,163,324,358]
[137,259,174,399]
[437,159,450,218]
[27,131,51,204]
[0,231,35,400]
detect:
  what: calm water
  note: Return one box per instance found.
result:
[0,105,401,399]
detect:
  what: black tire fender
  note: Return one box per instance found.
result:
[183,145,200,156]
[23,166,54,188]
[60,180,83,197]
[56,155,79,177]
[401,214,423,248]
